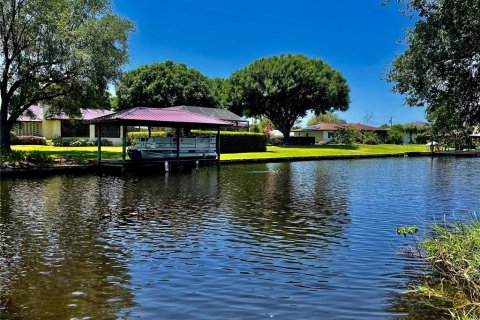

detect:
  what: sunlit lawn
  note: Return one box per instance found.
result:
[12,144,429,162]
[221,144,428,159]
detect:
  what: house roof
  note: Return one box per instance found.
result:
[293,122,388,132]
[47,109,114,120]
[89,107,233,128]
[16,105,114,122]
[164,105,247,124]
[17,105,42,122]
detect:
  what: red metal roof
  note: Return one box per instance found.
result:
[17,105,42,122]
[47,108,114,120]
[16,105,113,121]
[90,107,233,127]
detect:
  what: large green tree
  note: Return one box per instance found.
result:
[116,61,219,110]
[307,111,347,126]
[387,0,480,126]
[0,0,133,151]
[229,54,350,140]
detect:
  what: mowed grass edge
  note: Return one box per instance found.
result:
[11,144,429,162]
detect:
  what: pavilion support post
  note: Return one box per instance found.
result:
[97,125,102,162]
[122,124,127,166]
[216,127,221,165]
[176,127,181,170]
[148,126,151,137]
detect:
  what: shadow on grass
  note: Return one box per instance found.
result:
[39,150,121,162]
[278,144,360,150]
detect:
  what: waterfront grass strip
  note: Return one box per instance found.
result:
[11,144,429,162]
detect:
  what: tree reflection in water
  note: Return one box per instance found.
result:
[0,176,135,320]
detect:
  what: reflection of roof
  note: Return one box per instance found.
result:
[90,107,233,127]
[293,122,388,132]
[165,106,247,123]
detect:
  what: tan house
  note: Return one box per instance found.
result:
[13,105,124,145]
[292,123,388,144]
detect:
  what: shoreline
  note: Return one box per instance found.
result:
[2,150,478,178]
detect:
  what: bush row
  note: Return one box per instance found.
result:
[1,150,52,166]
[51,136,113,147]
[11,135,48,145]
[193,130,267,153]
[127,131,167,146]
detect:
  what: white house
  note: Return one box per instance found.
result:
[13,105,124,145]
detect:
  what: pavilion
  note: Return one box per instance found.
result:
[90,107,232,168]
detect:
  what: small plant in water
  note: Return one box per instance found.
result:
[396,225,419,237]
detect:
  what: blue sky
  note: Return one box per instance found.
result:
[112,0,426,126]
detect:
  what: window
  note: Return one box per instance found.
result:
[95,125,120,138]
[61,120,89,137]
[328,131,335,139]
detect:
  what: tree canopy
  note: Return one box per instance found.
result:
[0,0,133,151]
[307,111,347,126]
[387,0,480,127]
[229,54,350,140]
[116,61,220,110]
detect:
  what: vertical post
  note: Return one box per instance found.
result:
[122,124,127,165]
[148,126,151,137]
[176,127,181,169]
[216,127,221,164]
[97,125,102,162]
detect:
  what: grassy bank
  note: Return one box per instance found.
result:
[399,217,480,319]
[11,144,428,162]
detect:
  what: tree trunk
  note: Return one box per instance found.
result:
[280,127,291,145]
[0,102,12,153]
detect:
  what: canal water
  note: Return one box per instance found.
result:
[1,157,480,319]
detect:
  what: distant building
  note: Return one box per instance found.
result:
[292,123,388,144]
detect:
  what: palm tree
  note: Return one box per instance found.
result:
[404,124,418,144]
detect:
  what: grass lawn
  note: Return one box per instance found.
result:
[11,145,122,162]
[221,144,428,160]
[12,144,429,162]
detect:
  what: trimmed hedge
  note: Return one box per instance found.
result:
[193,130,267,153]
[11,135,48,145]
[52,136,111,147]
[284,136,315,145]
[127,131,167,146]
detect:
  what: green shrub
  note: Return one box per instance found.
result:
[52,137,96,147]
[268,136,283,146]
[1,150,52,166]
[362,132,381,145]
[24,150,52,163]
[51,136,76,146]
[387,125,404,144]
[94,138,113,146]
[193,130,267,153]
[11,135,48,145]
[1,150,25,163]
[283,136,315,145]
[127,131,167,145]
[334,127,361,146]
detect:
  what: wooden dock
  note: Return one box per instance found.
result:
[97,158,219,174]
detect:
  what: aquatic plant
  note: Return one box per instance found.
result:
[398,215,480,319]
